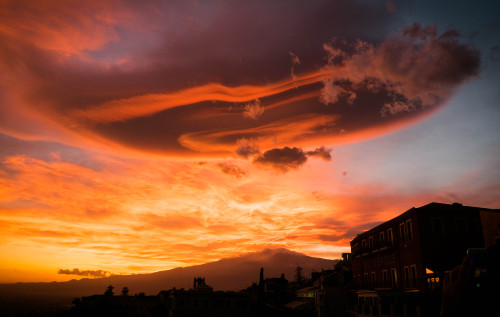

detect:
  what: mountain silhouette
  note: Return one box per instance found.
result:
[0,248,337,300]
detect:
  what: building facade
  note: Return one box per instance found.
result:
[348,202,499,317]
[350,202,498,292]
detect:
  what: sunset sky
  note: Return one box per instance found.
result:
[1,0,499,283]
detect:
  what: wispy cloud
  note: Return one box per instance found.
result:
[289,51,301,81]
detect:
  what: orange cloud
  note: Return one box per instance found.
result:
[178,113,340,154]
[70,71,331,124]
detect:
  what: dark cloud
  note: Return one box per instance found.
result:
[252,146,332,172]
[305,146,332,161]
[402,23,437,40]
[235,139,260,158]
[217,162,246,178]
[253,147,307,172]
[58,268,111,277]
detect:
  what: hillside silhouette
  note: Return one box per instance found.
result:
[0,248,337,313]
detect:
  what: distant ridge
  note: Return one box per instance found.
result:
[0,248,338,299]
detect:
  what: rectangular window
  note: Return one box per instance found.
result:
[364,273,369,288]
[404,266,410,288]
[456,219,467,234]
[406,219,413,241]
[411,265,417,289]
[371,272,376,289]
[382,270,388,287]
[379,232,385,247]
[362,239,366,252]
[391,269,398,288]
[368,236,374,250]
[399,223,406,243]
[432,218,443,235]
[387,229,393,246]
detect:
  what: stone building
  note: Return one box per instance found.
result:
[349,202,499,316]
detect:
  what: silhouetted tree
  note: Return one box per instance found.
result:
[104,284,114,296]
[295,266,305,283]
[122,286,129,296]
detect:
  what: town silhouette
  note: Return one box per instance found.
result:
[1,202,498,317]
